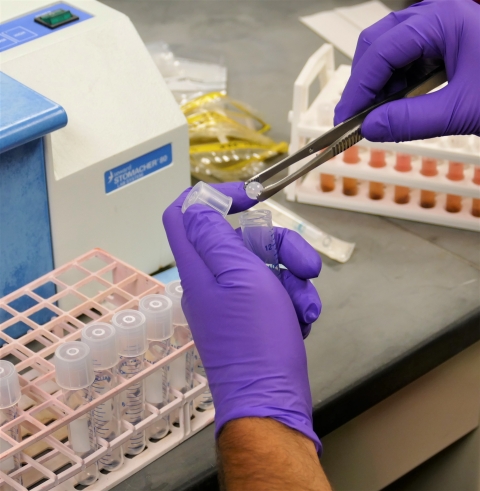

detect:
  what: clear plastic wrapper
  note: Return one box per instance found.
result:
[254,200,355,263]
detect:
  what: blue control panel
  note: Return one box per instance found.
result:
[0,3,92,53]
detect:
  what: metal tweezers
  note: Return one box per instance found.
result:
[244,65,447,201]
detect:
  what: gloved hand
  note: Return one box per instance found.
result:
[163,182,322,450]
[334,0,480,142]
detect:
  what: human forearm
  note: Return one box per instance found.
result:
[217,418,332,491]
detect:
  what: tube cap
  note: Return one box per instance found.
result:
[112,310,147,357]
[182,182,232,217]
[165,280,187,326]
[54,342,94,390]
[81,323,118,369]
[0,361,21,408]
[139,294,173,341]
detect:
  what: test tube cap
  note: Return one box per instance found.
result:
[0,361,21,408]
[139,294,174,341]
[165,280,187,326]
[54,342,94,390]
[182,181,232,217]
[81,323,118,370]
[112,310,148,357]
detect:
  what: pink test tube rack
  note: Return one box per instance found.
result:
[0,249,214,491]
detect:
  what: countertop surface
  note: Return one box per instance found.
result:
[102,1,480,490]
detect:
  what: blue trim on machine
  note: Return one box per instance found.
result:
[0,72,67,153]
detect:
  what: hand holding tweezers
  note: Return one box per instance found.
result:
[244,65,447,202]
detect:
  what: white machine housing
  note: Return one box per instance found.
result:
[0,0,189,273]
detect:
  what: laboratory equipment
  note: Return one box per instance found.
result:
[394,154,412,204]
[182,181,232,217]
[81,323,123,472]
[139,295,173,440]
[445,163,464,213]
[112,310,147,456]
[420,158,438,209]
[342,146,360,196]
[0,361,22,490]
[253,200,355,263]
[0,248,214,491]
[282,43,480,231]
[239,210,281,279]
[165,282,194,397]
[244,61,447,201]
[54,342,99,486]
[0,0,190,306]
[368,150,386,200]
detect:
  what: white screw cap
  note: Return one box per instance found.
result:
[54,342,94,390]
[139,294,173,341]
[0,361,21,409]
[112,310,147,357]
[165,280,187,326]
[81,323,118,370]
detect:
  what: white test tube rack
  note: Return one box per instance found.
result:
[286,44,480,232]
[0,249,214,491]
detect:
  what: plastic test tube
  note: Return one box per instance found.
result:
[239,209,281,279]
[369,149,386,200]
[139,294,174,440]
[394,154,412,204]
[112,310,148,456]
[165,281,195,397]
[54,342,99,486]
[81,323,123,472]
[472,167,480,218]
[445,162,464,213]
[0,361,22,491]
[420,158,438,208]
[342,145,360,196]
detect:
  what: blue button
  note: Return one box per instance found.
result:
[4,27,37,42]
[0,34,17,51]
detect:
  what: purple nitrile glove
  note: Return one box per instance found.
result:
[334,0,480,142]
[163,182,322,450]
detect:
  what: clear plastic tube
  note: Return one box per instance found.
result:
[81,323,123,472]
[112,310,148,456]
[92,369,123,471]
[239,209,281,279]
[140,294,174,441]
[63,387,99,485]
[54,343,98,486]
[145,339,170,440]
[116,355,145,455]
[254,200,355,263]
[195,349,213,410]
[0,361,22,491]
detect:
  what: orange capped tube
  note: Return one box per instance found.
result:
[445,162,464,213]
[342,146,360,196]
[472,167,480,218]
[369,149,386,200]
[394,153,412,204]
[420,157,438,208]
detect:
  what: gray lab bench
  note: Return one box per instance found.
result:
[103,1,480,490]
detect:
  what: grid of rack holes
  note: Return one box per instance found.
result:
[314,147,480,214]
[0,249,203,491]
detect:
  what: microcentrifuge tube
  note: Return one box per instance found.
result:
[368,149,386,200]
[239,209,281,279]
[472,167,480,218]
[54,342,99,486]
[139,294,174,440]
[420,158,438,208]
[0,361,22,491]
[81,323,123,472]
[165,281,196,420]
[342,146,360,196]
[112,310,148,456]
[393,154,412,204]
[445,162,464,213]
[182,181,232,216]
